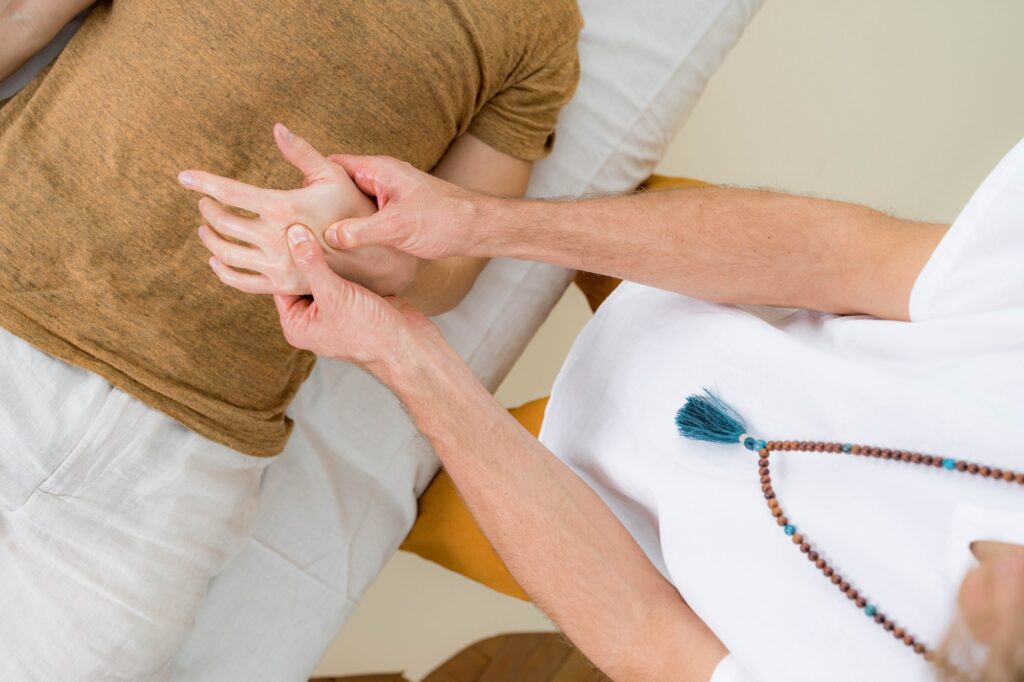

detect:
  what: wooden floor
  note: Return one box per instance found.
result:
[313,633,610,682]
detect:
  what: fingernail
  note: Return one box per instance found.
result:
[325,226,340,247]
[178,171,194,186]
[278,124,294,143]
[287,225,310,245]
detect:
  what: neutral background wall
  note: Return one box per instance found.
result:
[314,1,1024,677]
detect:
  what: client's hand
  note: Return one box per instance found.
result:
[178,125,418,296]
[321,155,492,260]
[272,225,435,374]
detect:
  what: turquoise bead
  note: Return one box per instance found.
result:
[756,439,767,451]
[943,458,956,470]
[842,443,852,453]
[744,437,756,450]
[784,524,796,536]
[865,605,877,617]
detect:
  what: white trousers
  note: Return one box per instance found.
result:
[0,328,271,681]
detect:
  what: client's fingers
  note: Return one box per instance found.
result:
[198,225,266,271]
[198,197,264,245]
[274,124,334,180]
[208,257,276,294]
[179,170,269,213]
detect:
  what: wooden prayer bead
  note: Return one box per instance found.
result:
[748,434,1020,665]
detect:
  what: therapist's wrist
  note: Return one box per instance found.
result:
[471,195,535,259]
[370,316,449,388]
[375,320,483,417]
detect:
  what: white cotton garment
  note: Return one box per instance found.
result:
[0,327,271,681]
[540,139,1024,682]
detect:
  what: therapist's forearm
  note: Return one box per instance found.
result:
[380,333,727,681]
[474,188,946,321]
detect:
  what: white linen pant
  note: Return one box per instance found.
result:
[0,329,271,681]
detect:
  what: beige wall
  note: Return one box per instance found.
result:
[315,1,1024,677]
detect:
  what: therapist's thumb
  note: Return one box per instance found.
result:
[325,212,402,250]
[286,226,345,302]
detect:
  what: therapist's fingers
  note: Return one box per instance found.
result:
[273,293,314,346]
[328,154,410,203]
[179,170,271,214]
[274,123,335,182]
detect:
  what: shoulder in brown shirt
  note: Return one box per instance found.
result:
[0,0,581,456]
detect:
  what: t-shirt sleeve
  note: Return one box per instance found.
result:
[468,35,581,162]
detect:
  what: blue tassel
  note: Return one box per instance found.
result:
[675,390,748,444]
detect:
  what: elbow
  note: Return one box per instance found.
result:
[2,3,57,55]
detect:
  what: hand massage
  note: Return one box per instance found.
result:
[1,1,1021,681]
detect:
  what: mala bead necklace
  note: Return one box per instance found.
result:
[675,391,1024,663]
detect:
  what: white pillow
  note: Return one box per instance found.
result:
[530,0,764,198]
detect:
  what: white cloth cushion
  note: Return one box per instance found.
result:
[0,2,762,678]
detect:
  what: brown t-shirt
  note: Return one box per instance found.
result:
[0,0,581,456]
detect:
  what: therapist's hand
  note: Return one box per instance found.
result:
[179,125,418,297]
[324,155,495,260]
[273,225,434,372]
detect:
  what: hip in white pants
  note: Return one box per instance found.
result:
[0,328,271,681]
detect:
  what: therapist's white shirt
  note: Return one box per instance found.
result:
[541,140,1024,682]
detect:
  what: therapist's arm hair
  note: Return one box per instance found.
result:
[487,188,947,321]
[383,334,729,682]
[0,0,94,81]
[330,161,947,321]
[397,134,531,315]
